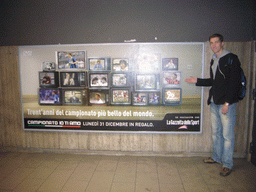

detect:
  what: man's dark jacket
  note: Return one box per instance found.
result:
[196,53,241,105]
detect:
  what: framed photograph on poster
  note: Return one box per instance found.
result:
[135,53,160,73]
[42,61,56,71]
[62,89,87,106]
[89,90,109,106]
[112,58,129,71]
[88,58,111,71]
[60,71,86,87]
[111,72,133,87]
[57,51,86,69]
[89,72,109,89]
[111,88,131,105]
[162,58,178,71]
[162,71,181,87]
[132,92,148,106]
[38,88,62,105]
[135,73,159,91]
[162,88,182,106]
[148,92,161,105]
[39,71,59,88]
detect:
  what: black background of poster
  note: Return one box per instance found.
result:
[24,113,200,132]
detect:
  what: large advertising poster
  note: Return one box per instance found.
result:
[20,43,203,133]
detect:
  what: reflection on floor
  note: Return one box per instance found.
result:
[0,152,255,192]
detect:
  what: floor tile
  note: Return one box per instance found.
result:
[136,163,157,173]
[61,179,89,192]
[38,160,63,169]
[86,171,115,192]
[56,161,79,170]
[80,155,102,162]
[136,171,158,183]
[135,180,160,192]
[37,177,67,192]
[183,182,211,192]
[13,178,44,192]
[116,161,137,173]
[0,152,256,192]
[113,171,136,183]
[27,167,54,180]
[37,170,73,192]
[69,168,94,181]
[76,161,99,171]
[159,183,185,192]
[158,170,182,184]
[96,160,118,171]
[207,184,234,192]
[0,168,35,190]
[110,182,135,192]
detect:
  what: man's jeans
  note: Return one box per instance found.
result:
[210,103,237,169]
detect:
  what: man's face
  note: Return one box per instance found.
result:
[210,37,224,55]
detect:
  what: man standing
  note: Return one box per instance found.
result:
[185,34,242,176]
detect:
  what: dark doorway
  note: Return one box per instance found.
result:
[252,101,256,166]
[252,87,256,166]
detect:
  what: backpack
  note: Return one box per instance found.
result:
[238,67,246,100]
[227,57,247,100]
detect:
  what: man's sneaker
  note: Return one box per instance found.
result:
[203,157,218,164]
[220,167,232,176]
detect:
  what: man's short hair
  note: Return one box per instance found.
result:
[209,34,224,42]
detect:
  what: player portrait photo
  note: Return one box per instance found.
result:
[112,73,127,86]
[132,92,147,105]
[89,92,106,104]
[39,88,61,104]
[112,89,129,104]
[148,92,160,105]
[112,59,129,71]
[90,73,108,88]
[42,61,56,71]
[89,58,105,70]
[162,72,181,86]
[57,51,86,69]
[136,74,157,90]
[135,53,160,72]
[64,90,82,104]
[162,58,178,71]
[40,72,53,85]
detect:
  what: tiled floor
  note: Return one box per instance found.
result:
[0,152,255,192]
